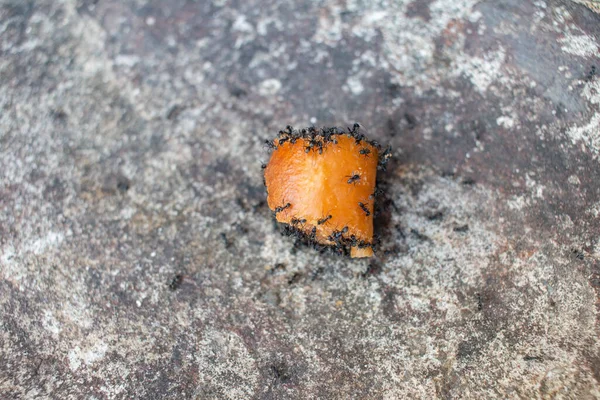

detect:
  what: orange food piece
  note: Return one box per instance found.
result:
[264,127,380,258]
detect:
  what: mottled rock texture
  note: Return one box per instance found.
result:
[1,0,600,399]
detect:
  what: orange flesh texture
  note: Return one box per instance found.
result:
[264,135,379,258]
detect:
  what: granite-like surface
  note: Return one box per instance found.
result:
[1,0,600,398]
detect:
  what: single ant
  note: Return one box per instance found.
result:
[348,123,360,135]
[358,202,370,216]
[169,274,184,291]
[274,203,291,213]
[347,174,361,184]
[308,226,317,242]
[264,140,277,150]
[317,215,332,225]
[316,141,324,154]
[305,139,318,153]
[378,146,392,170]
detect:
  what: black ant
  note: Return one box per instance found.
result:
[316,141,324,154]
[261,163,267,169]
[169,274,184,291]
[291,217,306,225]
[358,202,370,216]
[274,203,291,213]
[305,139,317,153]
[378,146,392,170]
[368,187,385,200]
[264,140,277,150]
[279,137,289,146]
[380,146,392,159]
[348,123,360,134]
[317,215,332,225]
[359,148,371,157]
[357,241,372,249]
[307,226,317,243]
[347,174,361,184]
[586,65,596,82]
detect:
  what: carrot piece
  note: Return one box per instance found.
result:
[264,127,380,258]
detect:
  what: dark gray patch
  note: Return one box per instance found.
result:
[406,0,433,21]
[166,104,186,120]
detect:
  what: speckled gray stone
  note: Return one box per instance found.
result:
[1,0,600,399]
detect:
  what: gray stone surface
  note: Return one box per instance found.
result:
[1,0,600,398]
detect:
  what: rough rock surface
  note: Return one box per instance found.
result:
[1,0,600,398]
